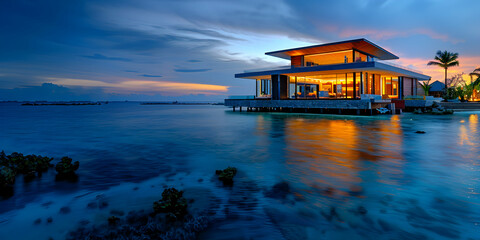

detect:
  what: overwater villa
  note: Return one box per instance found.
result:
[225,39,431,114]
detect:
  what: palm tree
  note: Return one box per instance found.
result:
[469,68,480,100]
[419,79,431,96]
[470,67,480,82]
[427,50,460,92]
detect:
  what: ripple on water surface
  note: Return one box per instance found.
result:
[0,103,479,239]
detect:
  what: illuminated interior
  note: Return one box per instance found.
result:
[291,73,359,99]
[256,72,401,99]
[256,79,271,98]
[382,76,399,99]
[302,50,371,67]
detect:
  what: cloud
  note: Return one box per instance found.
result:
[174,27,244,41]
[2,0,480,101]
[83,53,132,62]
[174,68,212,73]
[139,74,162,78]
[339,28,462,44]
[44,77,228,96]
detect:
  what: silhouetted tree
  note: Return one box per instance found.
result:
[427,50,460,92]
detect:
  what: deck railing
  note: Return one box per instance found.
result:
[375,61,424,74]
[241,61,424,75]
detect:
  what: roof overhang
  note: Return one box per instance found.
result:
[235,62,430,80]
[265,38,399,60]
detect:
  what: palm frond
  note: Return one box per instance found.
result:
[427,61,443,66]
[473,76,480,87]
[447,61,460,67]
[469,72,480,77]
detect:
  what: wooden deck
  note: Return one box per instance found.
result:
[224,99,395,115]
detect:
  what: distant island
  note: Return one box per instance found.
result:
[140,101,223,105]
[21,101,106,106]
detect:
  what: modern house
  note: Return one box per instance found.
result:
[225,39,431,114]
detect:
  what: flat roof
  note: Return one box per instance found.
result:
[235,62,430,80]
[265,38,399,60]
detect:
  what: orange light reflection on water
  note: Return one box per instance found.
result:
[282,116,405,198]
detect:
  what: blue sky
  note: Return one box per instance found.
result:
[1,0,479,101]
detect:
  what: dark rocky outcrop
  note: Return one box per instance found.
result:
[215,167,237,185]
[153,188,188,221]
[55,157,79,181]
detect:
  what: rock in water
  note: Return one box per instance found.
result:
[55,156,79,180]
[153,187,188,221]
[215,167,237,185]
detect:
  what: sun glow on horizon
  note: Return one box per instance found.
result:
[45,77,229,96]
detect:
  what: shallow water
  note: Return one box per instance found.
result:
[0,102,479,239]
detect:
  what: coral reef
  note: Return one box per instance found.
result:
[153,188,188,221]
[0,151,53,178]
[68,214,209,240]
[0,151,56,196]
[68,188,210,240]
[0,166,16,188]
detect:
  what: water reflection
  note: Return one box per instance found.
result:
[249,112,480,239]
[1,103,480,239]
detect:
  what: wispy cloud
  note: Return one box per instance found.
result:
[174,68,212,73]
[139,74,162,78]
[174,27,244,41]
[339,28,462,44]
[82,53,132,62]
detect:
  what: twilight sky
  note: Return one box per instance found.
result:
[1,0,479,101]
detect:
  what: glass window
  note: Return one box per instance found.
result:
[346,73,354,98]
[289,77,296,99]
[319,74,336,98]
[257,78,271,98]
[392,77,398,98]
[296,77,305,99]
[304,50,353,66]
[380,76,399,99]
[354,51,367,62]
[289,73,368,99]
[335,74,346,98]
[374,74,381,95]
[355,72,362,98]
[366,73,373,94]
